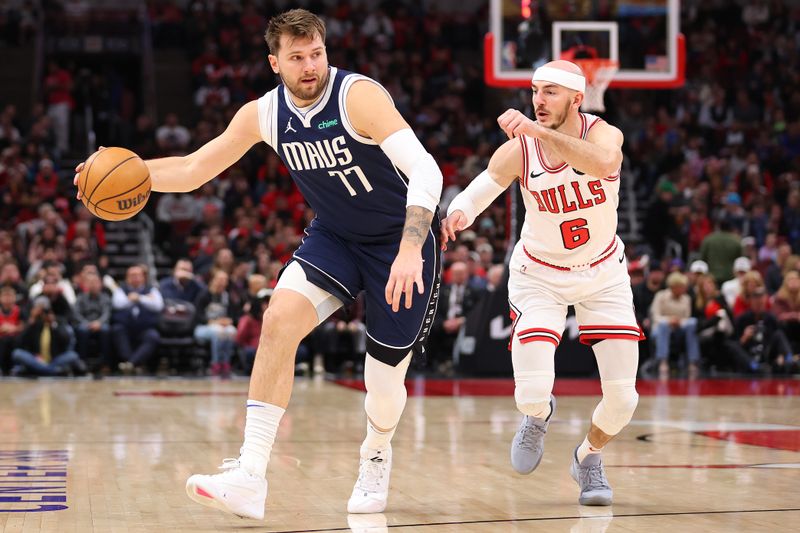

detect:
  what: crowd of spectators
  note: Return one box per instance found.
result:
[619,1,800,377]
[0,0,798,379]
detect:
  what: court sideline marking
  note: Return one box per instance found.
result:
[267,507,800,532]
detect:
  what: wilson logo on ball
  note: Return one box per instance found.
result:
[80,147,151,221]
[117,190,150,211]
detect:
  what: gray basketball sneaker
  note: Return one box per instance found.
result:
[510,394,556,474]
[570,447,613,506]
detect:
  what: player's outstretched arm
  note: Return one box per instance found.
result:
[497,109,623,177]
[441,138,520,246]
[147,101,263,193]
[75,102,263,196]
[346,80,444,311]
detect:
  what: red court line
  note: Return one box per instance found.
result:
[332,378,800,397]
[609,464,765,469]
[113,391,245,397]
[608,462,800,469]
[111,379,800,398]
[696,430,800,452]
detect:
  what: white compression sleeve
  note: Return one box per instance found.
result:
[380,129,443,213]
[446,170,508,227]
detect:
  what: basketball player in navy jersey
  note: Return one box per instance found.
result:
[74,9,443,520]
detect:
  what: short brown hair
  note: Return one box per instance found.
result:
[264,8,326,55]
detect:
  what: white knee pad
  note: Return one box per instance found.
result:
[511,336,556,417]
[364,352,411,430]
[514,370,555,417]
[275,261,343,324]
[591,378,639,436]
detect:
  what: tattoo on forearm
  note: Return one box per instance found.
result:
[401,206,433,246]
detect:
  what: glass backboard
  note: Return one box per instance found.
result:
[485,0,684,89]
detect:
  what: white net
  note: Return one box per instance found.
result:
[576,60,619,113]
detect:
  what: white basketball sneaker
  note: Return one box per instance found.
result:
[347,446,392,513]
[186,458,268,520]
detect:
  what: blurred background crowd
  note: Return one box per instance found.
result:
[0,0,798,380]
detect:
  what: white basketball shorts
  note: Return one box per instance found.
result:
[508,236,645,347]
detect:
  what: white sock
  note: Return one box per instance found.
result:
[239,400,284,478]
[576,436,603,463]
[361,419,396,453]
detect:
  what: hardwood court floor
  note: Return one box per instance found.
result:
[0,377,798,532]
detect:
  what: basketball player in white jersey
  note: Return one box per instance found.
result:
[442,60,641,506]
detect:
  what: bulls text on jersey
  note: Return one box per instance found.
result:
[524,179,607,214]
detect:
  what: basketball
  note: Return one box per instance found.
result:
[78,147,151,221]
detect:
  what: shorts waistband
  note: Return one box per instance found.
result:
[522,239,618,272]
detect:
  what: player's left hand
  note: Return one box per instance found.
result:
[73,146,106,200]
[497,109,542,140]
[385,245,424,312]
[440,210,468,250]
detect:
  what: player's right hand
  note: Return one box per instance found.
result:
[73,146,106,200]
[440,210,468,250]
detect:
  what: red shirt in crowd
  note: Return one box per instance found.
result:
[44,68,73,107]
[0,304,21,338]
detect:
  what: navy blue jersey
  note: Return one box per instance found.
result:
[257,67,409,243]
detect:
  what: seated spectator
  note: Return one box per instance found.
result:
[194,270,237,378]
[240,273,267,317]
[29,261,77,306]
[155,193,199,259]
[0,285,23,374]
[688,259,709,287]
[765,242,792,294]
[692,274,734,371]
[65,206,106,253]
[226,260,250,311]
[721,256,752,307]
[486,264,505,291]
[64,237,94,279]
[156,112,191,153]
[159,258,206,303]
[633,265,665,335]
[11,296,82,377]
[236,288,271,375]
[772,271,800,351]
[208,248,235,280]
[466,251,488,290]
[726,287,795,374]
[34,158,59,201]
[32,273,74,323]
[649,272,701,379]
[732,270,768,317]
[73,272,112,368]
[429,261,485,374]
[316,295,366,375]
[0,262,27,304]
[758,232,780,264]
[111,265,164,372]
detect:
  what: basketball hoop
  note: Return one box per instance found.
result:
[573,58,618,113]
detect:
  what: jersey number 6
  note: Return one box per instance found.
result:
[560,218,590,249]
[329,165,373,196]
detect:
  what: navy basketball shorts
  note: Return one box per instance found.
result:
[289,222,441,367]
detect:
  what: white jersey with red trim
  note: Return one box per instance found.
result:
[517,112,621,270]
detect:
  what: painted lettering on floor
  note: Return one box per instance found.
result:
[0,450,68,512]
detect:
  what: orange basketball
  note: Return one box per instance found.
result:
[78,147,151,221]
